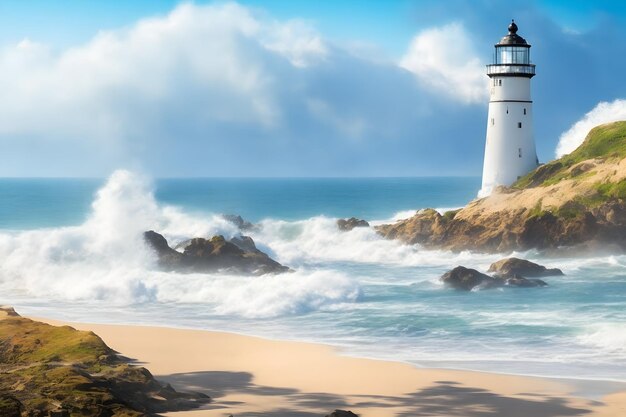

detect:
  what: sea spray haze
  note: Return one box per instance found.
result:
[0,171,625,380]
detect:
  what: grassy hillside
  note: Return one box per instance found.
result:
[0,308,208,416]
[377,121,626,253]
[514,121,626,195]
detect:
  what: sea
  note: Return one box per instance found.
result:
[0,170,625,382]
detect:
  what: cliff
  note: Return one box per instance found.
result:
[377,121,626,253]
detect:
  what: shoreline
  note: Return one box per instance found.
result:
[30,314,626,388]
[33,316,626,417]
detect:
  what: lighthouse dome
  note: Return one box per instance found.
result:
[497,20,528,46]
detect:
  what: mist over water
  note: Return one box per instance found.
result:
[0,171,625,381]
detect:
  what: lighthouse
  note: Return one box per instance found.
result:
[479,20,538,197]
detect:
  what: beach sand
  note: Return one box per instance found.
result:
[36,318,626,417]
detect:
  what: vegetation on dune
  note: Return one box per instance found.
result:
[514,121,626,190]
[0,310,209,416]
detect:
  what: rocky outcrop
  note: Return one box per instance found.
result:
[0,395,21,417]
[145,230,185,265]
[223,214,256,231]
[441,266,498,291]
[326,411,359,417]
[377,122,626,253]
[440,266,547,291]
[377,201,626,253]
[0,308,209,417]
[487,258,563,278]
[144,231,290,275]
[337,217,370,231]
[230,235,258,252]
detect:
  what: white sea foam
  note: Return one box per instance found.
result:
[0,170,360,318]
[1,170,625,380]
[370,209,417,225]
[254,215,499,267]
[149,269,361,318]
[0,171,555,315]
[578,323,626,355]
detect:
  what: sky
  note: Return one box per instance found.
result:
[0,0,625,177]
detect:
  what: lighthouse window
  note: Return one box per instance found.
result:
[518,148,522,158]
[491,118,495,126]
[523,108,527,115]
[498,79,502,86]
[518,122,522,128]
[497,46,530,65]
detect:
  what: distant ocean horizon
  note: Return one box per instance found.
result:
[0,176,481,229]
[1,172,625,382]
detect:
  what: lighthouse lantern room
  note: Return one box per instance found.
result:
[479,20,538,197]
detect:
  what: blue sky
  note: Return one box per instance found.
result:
[0,0,625,177]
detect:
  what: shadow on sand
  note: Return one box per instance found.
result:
[159,371,595,417]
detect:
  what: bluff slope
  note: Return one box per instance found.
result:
[377,121,626,253]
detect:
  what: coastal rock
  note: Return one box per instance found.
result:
[326,411,359,417]
[176,235,259,253]
[440,266,498,291]
[487,257,563,278]
[377,209,440,242]
[503,274,548,287]
[174,239,193,251]
[223,214,256,231]
[440,266,548,291]
[144,231,289,275]
[144,230,185,268]
[377,122,626,254]
[0,395,22,417]
[337,217,370,231]
[230,235,258,252]
[0,309,210,416]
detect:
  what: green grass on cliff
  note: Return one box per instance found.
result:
[514,121,626,189]
[596,180,626,199]
[0,317,112,366]
[0,314,207,416]
[565,121,626,161]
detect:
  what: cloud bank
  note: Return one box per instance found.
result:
[400,22,487,104]
[1,0,626,176]
[0,3,320,138]
[555,99,626,157]
[0,2,489,176]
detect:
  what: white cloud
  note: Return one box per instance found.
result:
[260,19,327,67]
[0,1,472,176]
[400,22,487,104]
[0,2,328,143]
[555,99,626,157]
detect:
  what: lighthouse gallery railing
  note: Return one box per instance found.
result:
[486,64,535,76]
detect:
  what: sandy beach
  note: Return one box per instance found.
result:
[34,317,626,417]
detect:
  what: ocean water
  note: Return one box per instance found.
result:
[0,170,625,382]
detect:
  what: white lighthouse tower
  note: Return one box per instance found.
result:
[479,20,538,197]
